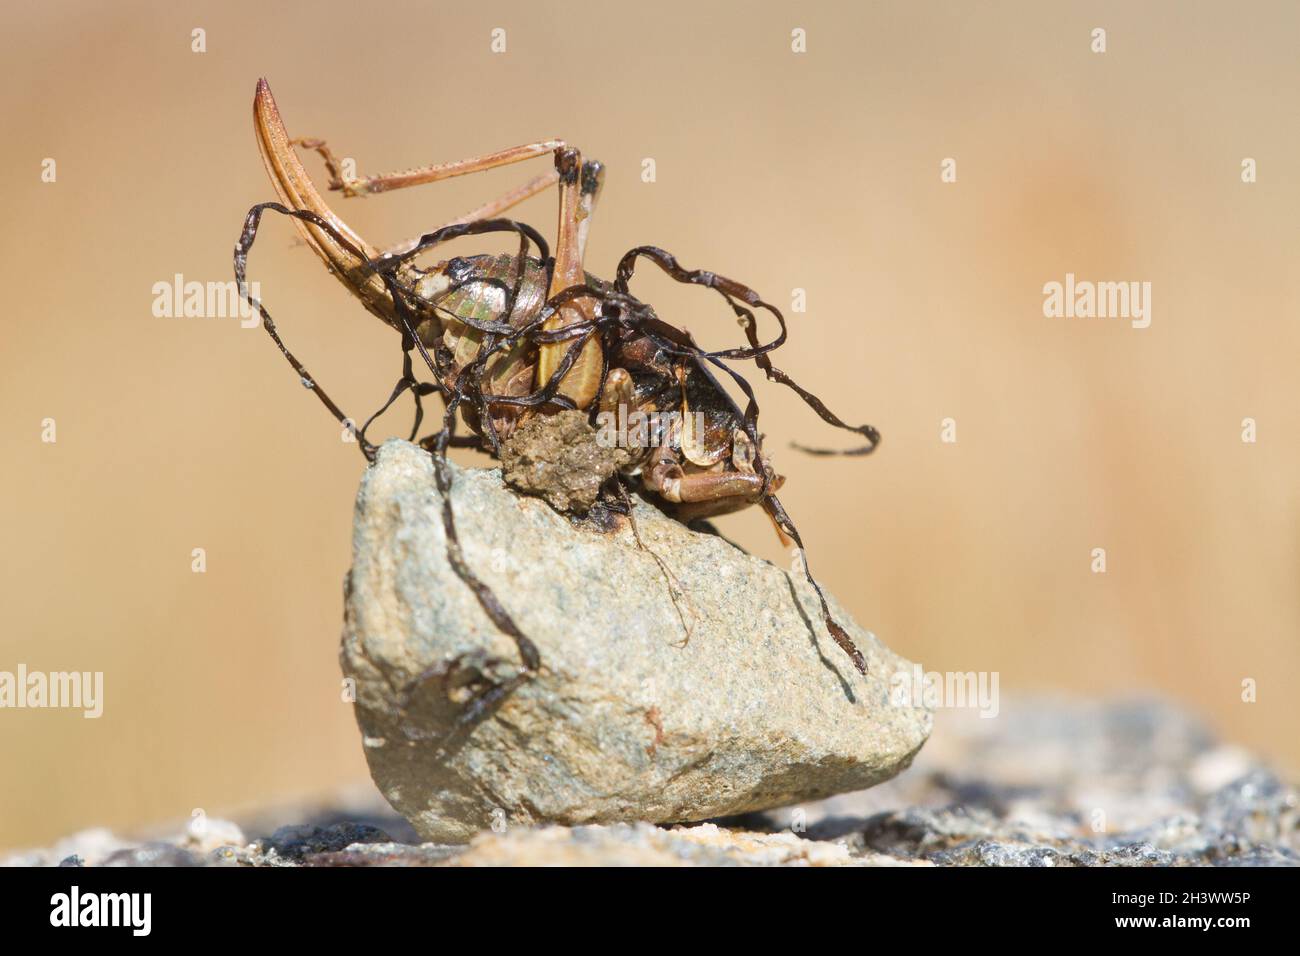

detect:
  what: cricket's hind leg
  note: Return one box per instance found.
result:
[534,147,606,411]
[286,117,588,260]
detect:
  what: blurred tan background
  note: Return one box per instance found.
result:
[2,0,1296,849]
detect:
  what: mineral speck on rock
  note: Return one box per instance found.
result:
[342,439,932,843]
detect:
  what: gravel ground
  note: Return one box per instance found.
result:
[7,697,1295,867]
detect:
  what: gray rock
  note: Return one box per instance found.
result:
[2,827,131,868]
[101,843,198,867]
[805,698,1300,867]
[440,821,910,867]
[341,439,932,842]
[250,823,395,866]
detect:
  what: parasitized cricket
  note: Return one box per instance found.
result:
[233,79,880,730]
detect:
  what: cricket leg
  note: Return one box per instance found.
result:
[378,169,560,259]
[289,126,590,259]
[255,79,568,328]
[396,419,545,748]
[534,148,606,409]
[289,122,568,251]
[644,462,768,512]
[295,138,568,197]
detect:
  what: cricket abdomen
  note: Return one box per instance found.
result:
[413,254,553,440]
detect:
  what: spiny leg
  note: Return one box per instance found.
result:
[370,262,548,745]
[642,448,768,510]
[235,201,395,461]
[249,83,569,744]
[609,247,875,674]
[288,125,571,256]
[379,381,545,753]
[430,404,542,735]
[237,208,552,742]
[613,245,881,456]
[535,149,606,410]
[380,170,559,259]
[298,138,567,197]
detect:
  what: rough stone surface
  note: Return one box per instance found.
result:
[341,439,931,842]
[789,698,1300,867]
[6,699,1296,866]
